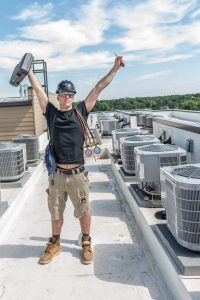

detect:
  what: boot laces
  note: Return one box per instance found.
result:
[45,242,56,254]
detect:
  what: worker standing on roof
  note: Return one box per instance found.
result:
[28,54,124,265]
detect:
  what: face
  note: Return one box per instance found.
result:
[57,92,75,110]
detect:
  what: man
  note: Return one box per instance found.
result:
[28,55,124,265]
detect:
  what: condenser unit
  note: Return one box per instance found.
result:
[0,143,27,181]
[13,134,39,162]
[98,115,112,132]
[135,144,187,196]
[112,128,139,157]
[161,164,200,251]
[137,114,152,127]
[101,119,120,135]
[120,135,159,175]
[136,114,144,126]
[145,116,153,128]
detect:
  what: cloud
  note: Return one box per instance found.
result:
[146,54,194,64]
[109,0,198,52]
[0,0,199,74]
[19,0,109,48]
[11,2,54,21]
[0,0,112,72]
[137,70,173,80]
[77,77,98,87]
[191,8,200,18]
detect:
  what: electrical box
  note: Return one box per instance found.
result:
[185,139,194,153]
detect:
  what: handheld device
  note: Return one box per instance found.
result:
[9,53,34,87]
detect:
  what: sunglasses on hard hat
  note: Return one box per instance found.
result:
[58,92,75,98]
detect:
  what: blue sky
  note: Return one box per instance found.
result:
[1,0,200,101]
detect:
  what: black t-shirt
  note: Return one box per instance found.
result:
[44,101,89,164]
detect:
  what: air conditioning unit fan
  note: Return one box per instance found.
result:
[112,128,139,157]
[120,135,159,175]
[135,144,187,197]
[13,134,39,162]
[161,164,200,251]
[101,119,120,135]
[0,143,27,181]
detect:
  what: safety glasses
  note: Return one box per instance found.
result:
[58,92,75,98]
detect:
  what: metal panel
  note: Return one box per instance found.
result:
[0,143,26,181]
[161,164,200,251]
[13,134,39,162]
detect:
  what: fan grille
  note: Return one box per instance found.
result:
[173,165,200,179]
[142,144,178,152]
[125,135,155,142]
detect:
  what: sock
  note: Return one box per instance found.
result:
[51,234,60,244]
[82,233,91,242]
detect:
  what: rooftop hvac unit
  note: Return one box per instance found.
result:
[135,144,187,196]
[142,115,152,127]
[145,116,153,128]
[112,128,139,157]
[0,143,27,181]
[121,135,159,175]
[161,164,200,251]
[98,115,112,132]
[101,119,120,135]
[137,114,152,127]
[136,114,144,126]
[13,134,39,162]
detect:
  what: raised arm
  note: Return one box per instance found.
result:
[84,56,124,113]
[28,69,48,114]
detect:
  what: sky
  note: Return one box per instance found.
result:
[1,0,200,101]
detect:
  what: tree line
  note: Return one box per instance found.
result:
[80,93,200,111]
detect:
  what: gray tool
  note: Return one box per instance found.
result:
[9,53,34,86]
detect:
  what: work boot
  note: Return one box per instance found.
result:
[81,239,93,264]
[38,238,61,265]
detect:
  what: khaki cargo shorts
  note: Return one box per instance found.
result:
[48,170,90,220]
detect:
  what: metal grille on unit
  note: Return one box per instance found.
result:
[161,163,200,251]
[0,143,27,181]
[13,134,39,162]
[97,114,111,132]
[142,115,152,127]
[136,115,144,126]
[111,128,139,156]
[101,119,120,135]
[120,135,159,175]
[135,144,187,195]
[145,116,153,128]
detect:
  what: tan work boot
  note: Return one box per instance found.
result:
[81,239,93,264]
[38,238,61,265]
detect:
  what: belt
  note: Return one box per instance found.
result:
[55,165,85,175]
